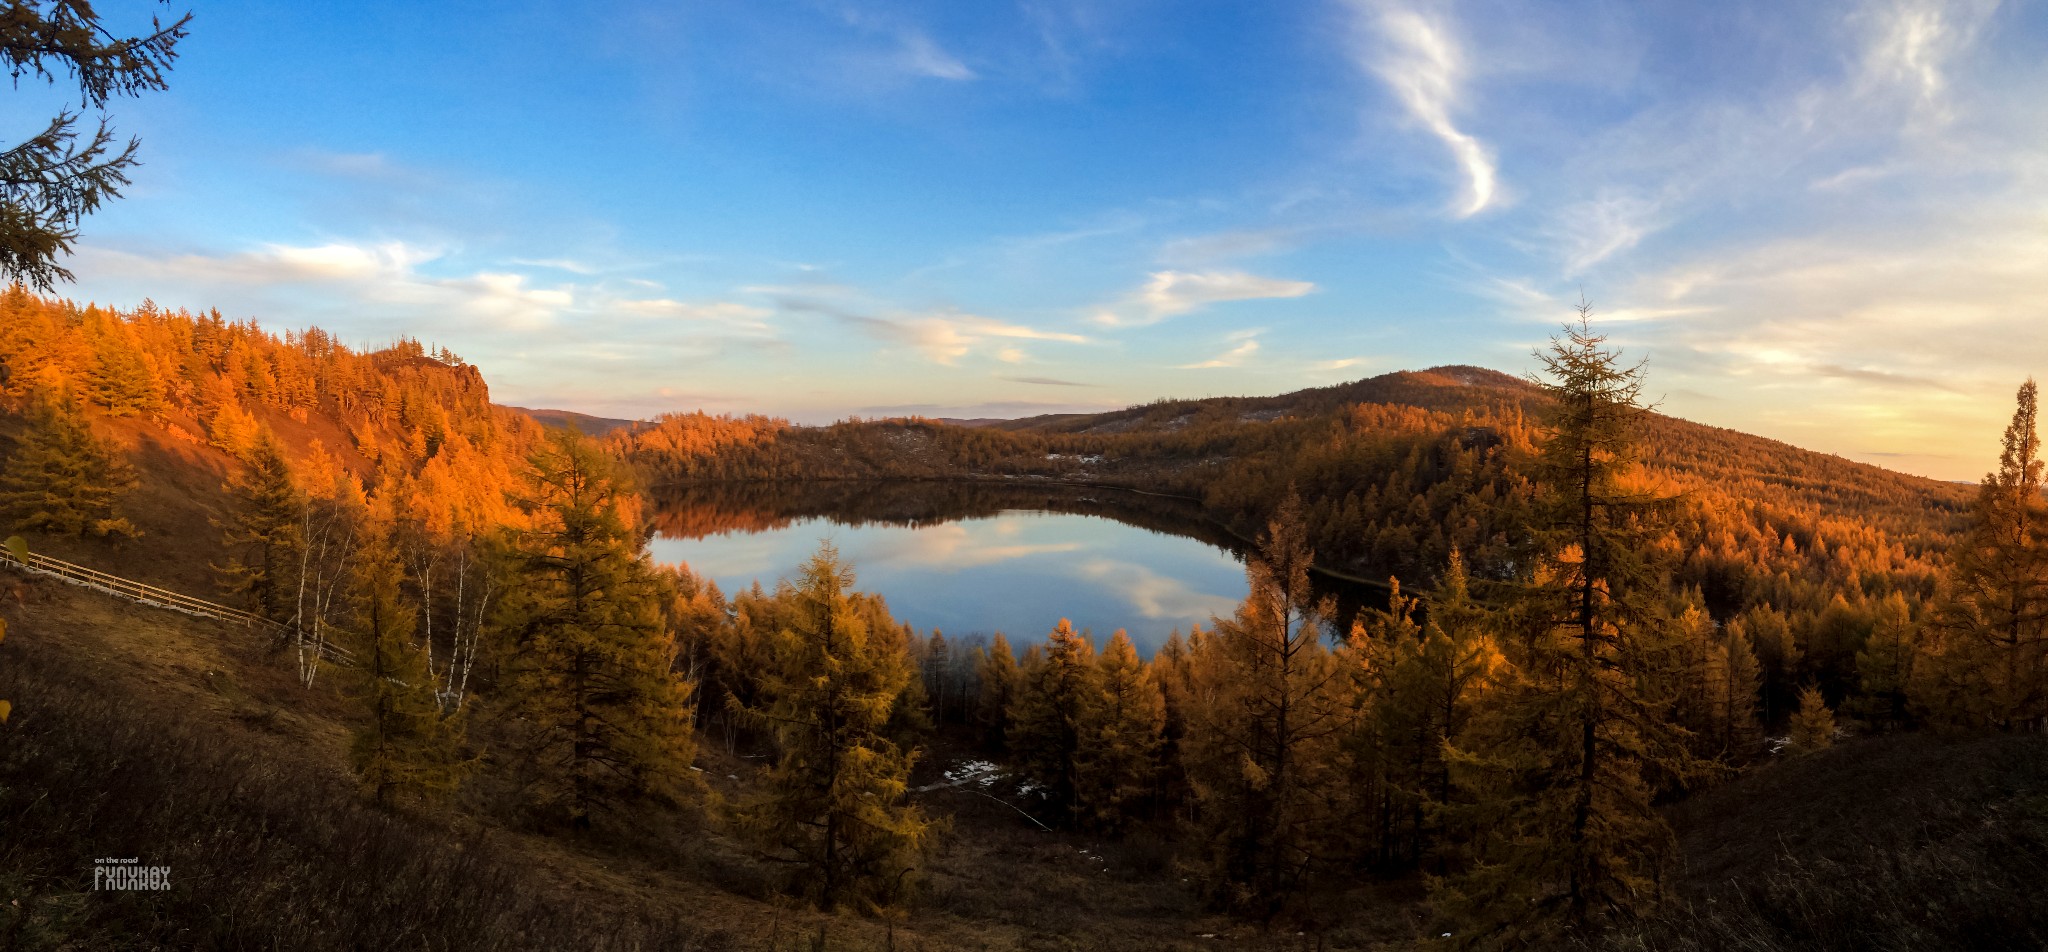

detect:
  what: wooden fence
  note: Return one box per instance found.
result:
[0,546,356,665]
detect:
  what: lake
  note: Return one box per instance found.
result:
[644,481,1254,655]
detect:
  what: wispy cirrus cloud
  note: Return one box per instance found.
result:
[832,8,978,85]
[614,298,776,334]
[898,313,1087,364]
[1093,269,1315,326]
[1002,375,1096,387]
[893,30,976,80]
[1156,227,1313,266]
[856,398,1106,418]
[1854,0,1998,115]
[1347,0,1497,217]
[770,288,1087,365]
[512,257,601,275]
[1178,331,1262,369]
[1810,363,1958,392]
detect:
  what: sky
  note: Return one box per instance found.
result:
[17,0,2048,481]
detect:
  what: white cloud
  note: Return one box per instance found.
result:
[764,285,1089,365]
[1515,191,2048,479]
[1349,0,1497,217]
[1480,279,1713,327]
[833,9,977,85]
[512,257,600,274]
[1556,189,1667,276]
[1809,163,1904,192]
[896,30,976,80]
[82,241,582,330]
[444,272,575,329]
[1179,336,1260,370]
[901,313,1088,364]
[72,241,799,353]
[1855,0,1996,113]
[617,298,775,333]
[1095,269,1315,326]
[1311,357,1366,372]
[256,241,438,282]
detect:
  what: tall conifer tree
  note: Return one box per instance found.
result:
[0,393,137,538]
[495,429,697,828]
[1077,629,1165,833]
[214,431,304,621]
[1852,592,1916,731]
[1719,620,1764,757]
[1360,553,1502,871]
[1439,307,1693,944]
[1181,495,1349,918]
[972,631,1022,752]
[1924,379,2048,730]
[734,544,932,911]
[1010,618,1099,825]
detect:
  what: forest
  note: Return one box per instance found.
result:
[2,290,2045,950]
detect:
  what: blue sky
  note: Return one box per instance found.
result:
[30,0,2048,480]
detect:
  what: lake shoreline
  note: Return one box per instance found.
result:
[648,474,1397,593]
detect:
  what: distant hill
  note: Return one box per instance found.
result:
[612,364,1974,654]
[987,365,1535,434]
[503,406,639,436]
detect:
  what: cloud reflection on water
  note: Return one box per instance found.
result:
[647,510,1246,654]
[1076,558,1240,622]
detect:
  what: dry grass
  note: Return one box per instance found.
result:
[1598,733,2048,952]
[0,576,1416,950]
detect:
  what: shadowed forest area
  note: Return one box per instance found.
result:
[3,292,2045,950]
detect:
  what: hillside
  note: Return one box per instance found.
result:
[0,569,1307,950]
[1601,732,2048,951]
[503,405,640,437]
[0,291,547,595]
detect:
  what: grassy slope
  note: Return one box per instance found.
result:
[0,573,1336,950]
[0,386,402,596]
[1603,733,2048,951]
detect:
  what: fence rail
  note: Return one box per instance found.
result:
[0,546,356,665]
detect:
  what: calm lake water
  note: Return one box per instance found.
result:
[644,482,1253,655]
